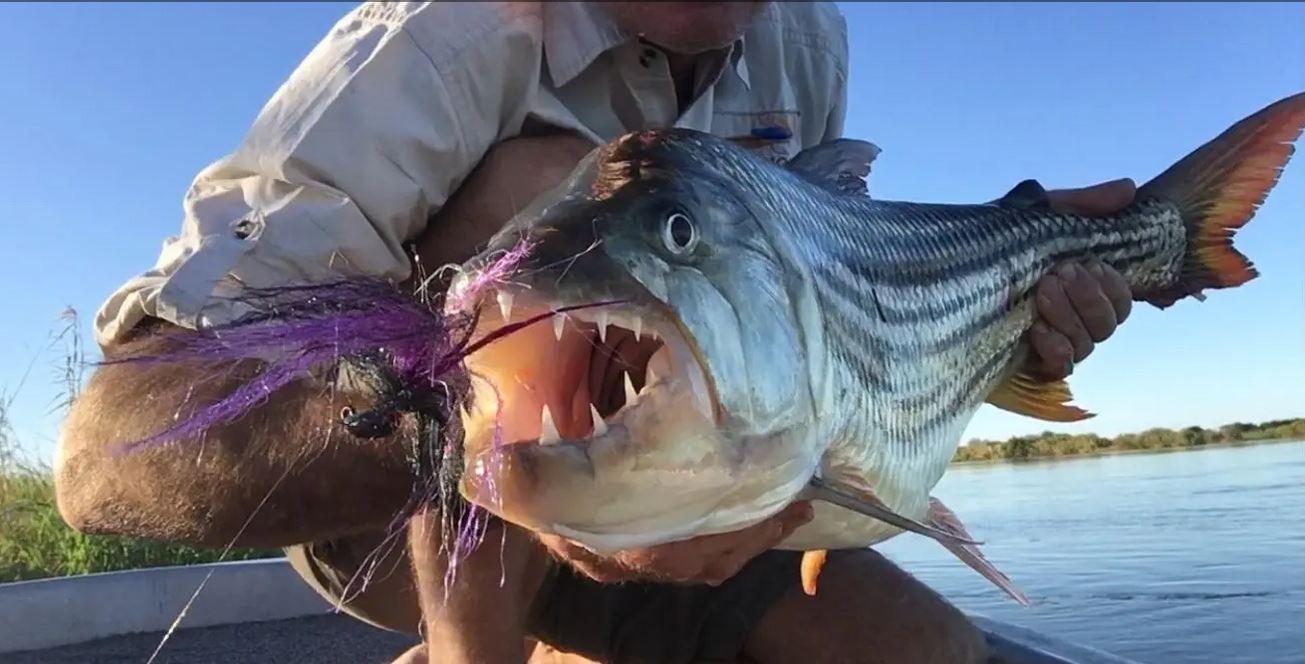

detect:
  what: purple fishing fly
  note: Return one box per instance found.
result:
[101,236,622,575]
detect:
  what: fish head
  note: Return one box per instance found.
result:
[447,129,827,552]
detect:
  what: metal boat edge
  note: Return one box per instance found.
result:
[972,614,1143,664]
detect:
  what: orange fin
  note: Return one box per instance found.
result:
[986,370,1093,422]
[800,549,828,596]
[1137,92,1305,308]
[926,497,1031,606]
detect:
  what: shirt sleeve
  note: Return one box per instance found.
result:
[94,8,498,348]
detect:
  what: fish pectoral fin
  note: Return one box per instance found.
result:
[800,549,828,596]
[802,477,980,547]
[926,497,1031,606]
[986,370,1094,422]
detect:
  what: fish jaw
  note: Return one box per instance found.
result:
[451,280,820,552]
[460,362,818,552]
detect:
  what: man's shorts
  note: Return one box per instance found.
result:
[284,528,803,664]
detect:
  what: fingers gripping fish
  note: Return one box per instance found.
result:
[447,93,1305,602]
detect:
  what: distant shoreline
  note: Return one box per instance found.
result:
[950,435,1301,467]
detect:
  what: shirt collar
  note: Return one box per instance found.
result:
[543,2,628,86]
[543,1,751,90]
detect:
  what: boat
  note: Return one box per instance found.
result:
[973,615,1143,664]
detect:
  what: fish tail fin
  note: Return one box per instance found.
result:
[1137,92,1305,308]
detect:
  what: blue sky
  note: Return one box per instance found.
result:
[1,2,1301,462]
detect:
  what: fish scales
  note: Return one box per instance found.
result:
[683,139,1188,497]
[746,137,1165,434]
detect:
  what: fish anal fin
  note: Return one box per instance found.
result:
[800,549,828,596]
[986,369,1094,422]
[927,497,1031,606]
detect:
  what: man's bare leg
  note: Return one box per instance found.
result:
[742,549,988,664]
[407,509,548,664]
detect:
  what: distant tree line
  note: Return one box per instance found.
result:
[952,418,1305,463]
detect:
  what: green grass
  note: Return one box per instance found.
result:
[0,310,278,584]
[0,457,279,584]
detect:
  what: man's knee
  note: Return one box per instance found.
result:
[744,549,989,664]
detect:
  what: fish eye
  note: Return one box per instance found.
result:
[662,210,698,255]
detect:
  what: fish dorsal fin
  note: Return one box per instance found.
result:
[926,497,1030,606]
[994,179,1053,210]
[785,139,881,196]
[986,369,1094,422]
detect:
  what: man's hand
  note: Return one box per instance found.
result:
[537,502,815,586]
[1028,178,1138,380]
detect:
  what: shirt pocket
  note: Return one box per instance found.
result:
[710,109,804,165]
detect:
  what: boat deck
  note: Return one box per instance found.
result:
[0,613,1139,664]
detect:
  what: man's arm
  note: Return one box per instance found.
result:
[55,5,520,548]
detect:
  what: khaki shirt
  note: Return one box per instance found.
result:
[94,1,849,348]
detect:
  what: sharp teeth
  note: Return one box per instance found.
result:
[646,364,658,386]
[540,405,560,445]
[496,291,514,320]
[632,315,642,342]
[553,313,566,341]
[623,371,638,406]
[589,403,607,436]
[596,310,609,343]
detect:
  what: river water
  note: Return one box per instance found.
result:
[876,440,1305,664]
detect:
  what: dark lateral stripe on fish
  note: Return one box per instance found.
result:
[833,318,1039,439]
[864,347,1020,443]
[830,212,1177,290]
[847,199,1168,259]
[818,247,1152,346]
[819,216,1171,311]
[813,235,1160,354]
[814,235,1174,406]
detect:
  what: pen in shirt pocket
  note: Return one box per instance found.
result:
[728,124,794,150]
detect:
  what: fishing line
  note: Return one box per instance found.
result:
[145,449,296,664]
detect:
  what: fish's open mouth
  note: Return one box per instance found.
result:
[456,287,718,455]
